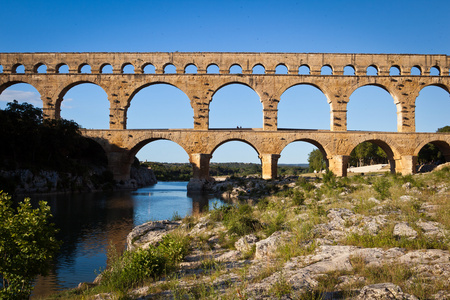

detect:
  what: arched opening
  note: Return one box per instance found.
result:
[321,65,332,75]
[417,140,450,170]
[389,66,401,76]
[0,65,3,73]
[275,64,288,74]
[212,140,260,163]
[143,64,155,74]
[164,64,176,74]
[207,64,219,74]
[79,64,91,74]
[101,64,113,74]
[415,85,450,132]
[209,83,262,129]
[136,140,190,164]
[0,83,42,110]
[344,65,355,75]
[184,64,197,74]
[429,66,440,76]
[57,64,69,74]
[122,64,135,74]
[35,64,47,73]
[411,66,421,76]
[347,85,397,131]
[229,64,242,74]
[59,83,109,129]
[13,64,25,74]
[278,84,329,130]
[366,65,378,76]
[127,83,193,129]
[279,140,327,174]
[299,65,310,75]
[252,64,265,74]
[348,140,393,174]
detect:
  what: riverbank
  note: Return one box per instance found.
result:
[52,167,450,299]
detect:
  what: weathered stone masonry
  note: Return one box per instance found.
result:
[1,52,449,182]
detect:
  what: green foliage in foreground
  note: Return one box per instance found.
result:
[98,233,190,294]
[0,192,60,299]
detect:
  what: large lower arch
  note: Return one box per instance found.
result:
[278,84,330,130]
[279,139,329,173]
[347,139,397,175]
[209,83,263,129]
[57,81,110,129]
[126,83,193,129]
[347,85,397,132]
[415,139,450,166]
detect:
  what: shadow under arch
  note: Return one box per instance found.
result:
[126,82,193,129]
[348,139,398,174]
[209,82,263,129]
[414,139,450,164]
[278,83,330,130]
[279,138,329,169]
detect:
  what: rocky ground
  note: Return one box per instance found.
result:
[90,166,450,300]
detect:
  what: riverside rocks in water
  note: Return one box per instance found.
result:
[0,165,156,194]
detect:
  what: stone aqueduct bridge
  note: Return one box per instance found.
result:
[1,52,450,183]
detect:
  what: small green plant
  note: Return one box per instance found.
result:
[373,176,391,199]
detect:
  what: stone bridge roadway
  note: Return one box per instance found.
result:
[82,128,450,183]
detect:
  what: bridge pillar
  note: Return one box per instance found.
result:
[328,155,349,177]
[396,155,417,175]
[328,91,349,131]
[190,153,212,180]
[42,98,60,119]
[106,150,133,181]
[260,154,280,180]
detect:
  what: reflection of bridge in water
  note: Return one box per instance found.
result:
[1,52,449,185]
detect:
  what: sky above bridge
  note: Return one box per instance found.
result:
[1,0,449,164]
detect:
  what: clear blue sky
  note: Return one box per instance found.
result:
[1,0,449,164]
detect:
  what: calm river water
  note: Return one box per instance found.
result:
[29,182,223,298]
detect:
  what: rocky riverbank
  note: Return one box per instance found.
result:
[0,165,157,195]
[78,167,449,299]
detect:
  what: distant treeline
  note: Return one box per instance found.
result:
[140,161,309,181]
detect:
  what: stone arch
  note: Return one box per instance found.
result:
[129,137,191,162]
[210,139,262,162]
[299,65,310,75]
[344,65,356,75]
[279,138,329,167]
[390,65,401,75]
[207,63,220,74]
[366,65,378,76]
[0,81,43,109]
[414,139,450,162]
[122,63,135,74]
[163,63,176,74]
[184,63,197,74]
[56,63,69,74]
[126,82,193,129]
[347,138,399,174]
[278,83,330,129]
[12,63,25,74]
[321,65,333,75]
[347,84,397,131]
[229,64,242,74]
[78,63,91,73]
[415,84,450,132]
[0,65,3,73]
[100,63,113,74]
[252,64,265,74]
[209,82,263,128]
[275,64,288,74]
[429,66,440,76]
[143,63,156,74]
[54,80,110,129]
[411,65,422,75]
[34,63,47,73]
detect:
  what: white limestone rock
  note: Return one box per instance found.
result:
[126,220,181,251]
[393,222,417,239]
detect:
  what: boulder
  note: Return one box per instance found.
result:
[255,231,292,259]
[126,220,180,251]
[393,222,417,240]
[353,283,418,300]
[235,234,259,253]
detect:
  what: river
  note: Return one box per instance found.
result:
[29,182,223,298]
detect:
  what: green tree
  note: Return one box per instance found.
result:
[349,142,387,167]
[0,192,60,299]
[308,149,326,172]
[437,126,450,132]
[418,125,450,164]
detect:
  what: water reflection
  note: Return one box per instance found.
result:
[29,182,223,298]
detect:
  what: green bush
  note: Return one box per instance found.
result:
[373,176,391,199]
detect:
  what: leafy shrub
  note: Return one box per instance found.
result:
[373,176,391,199]
[296,177,315,192]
